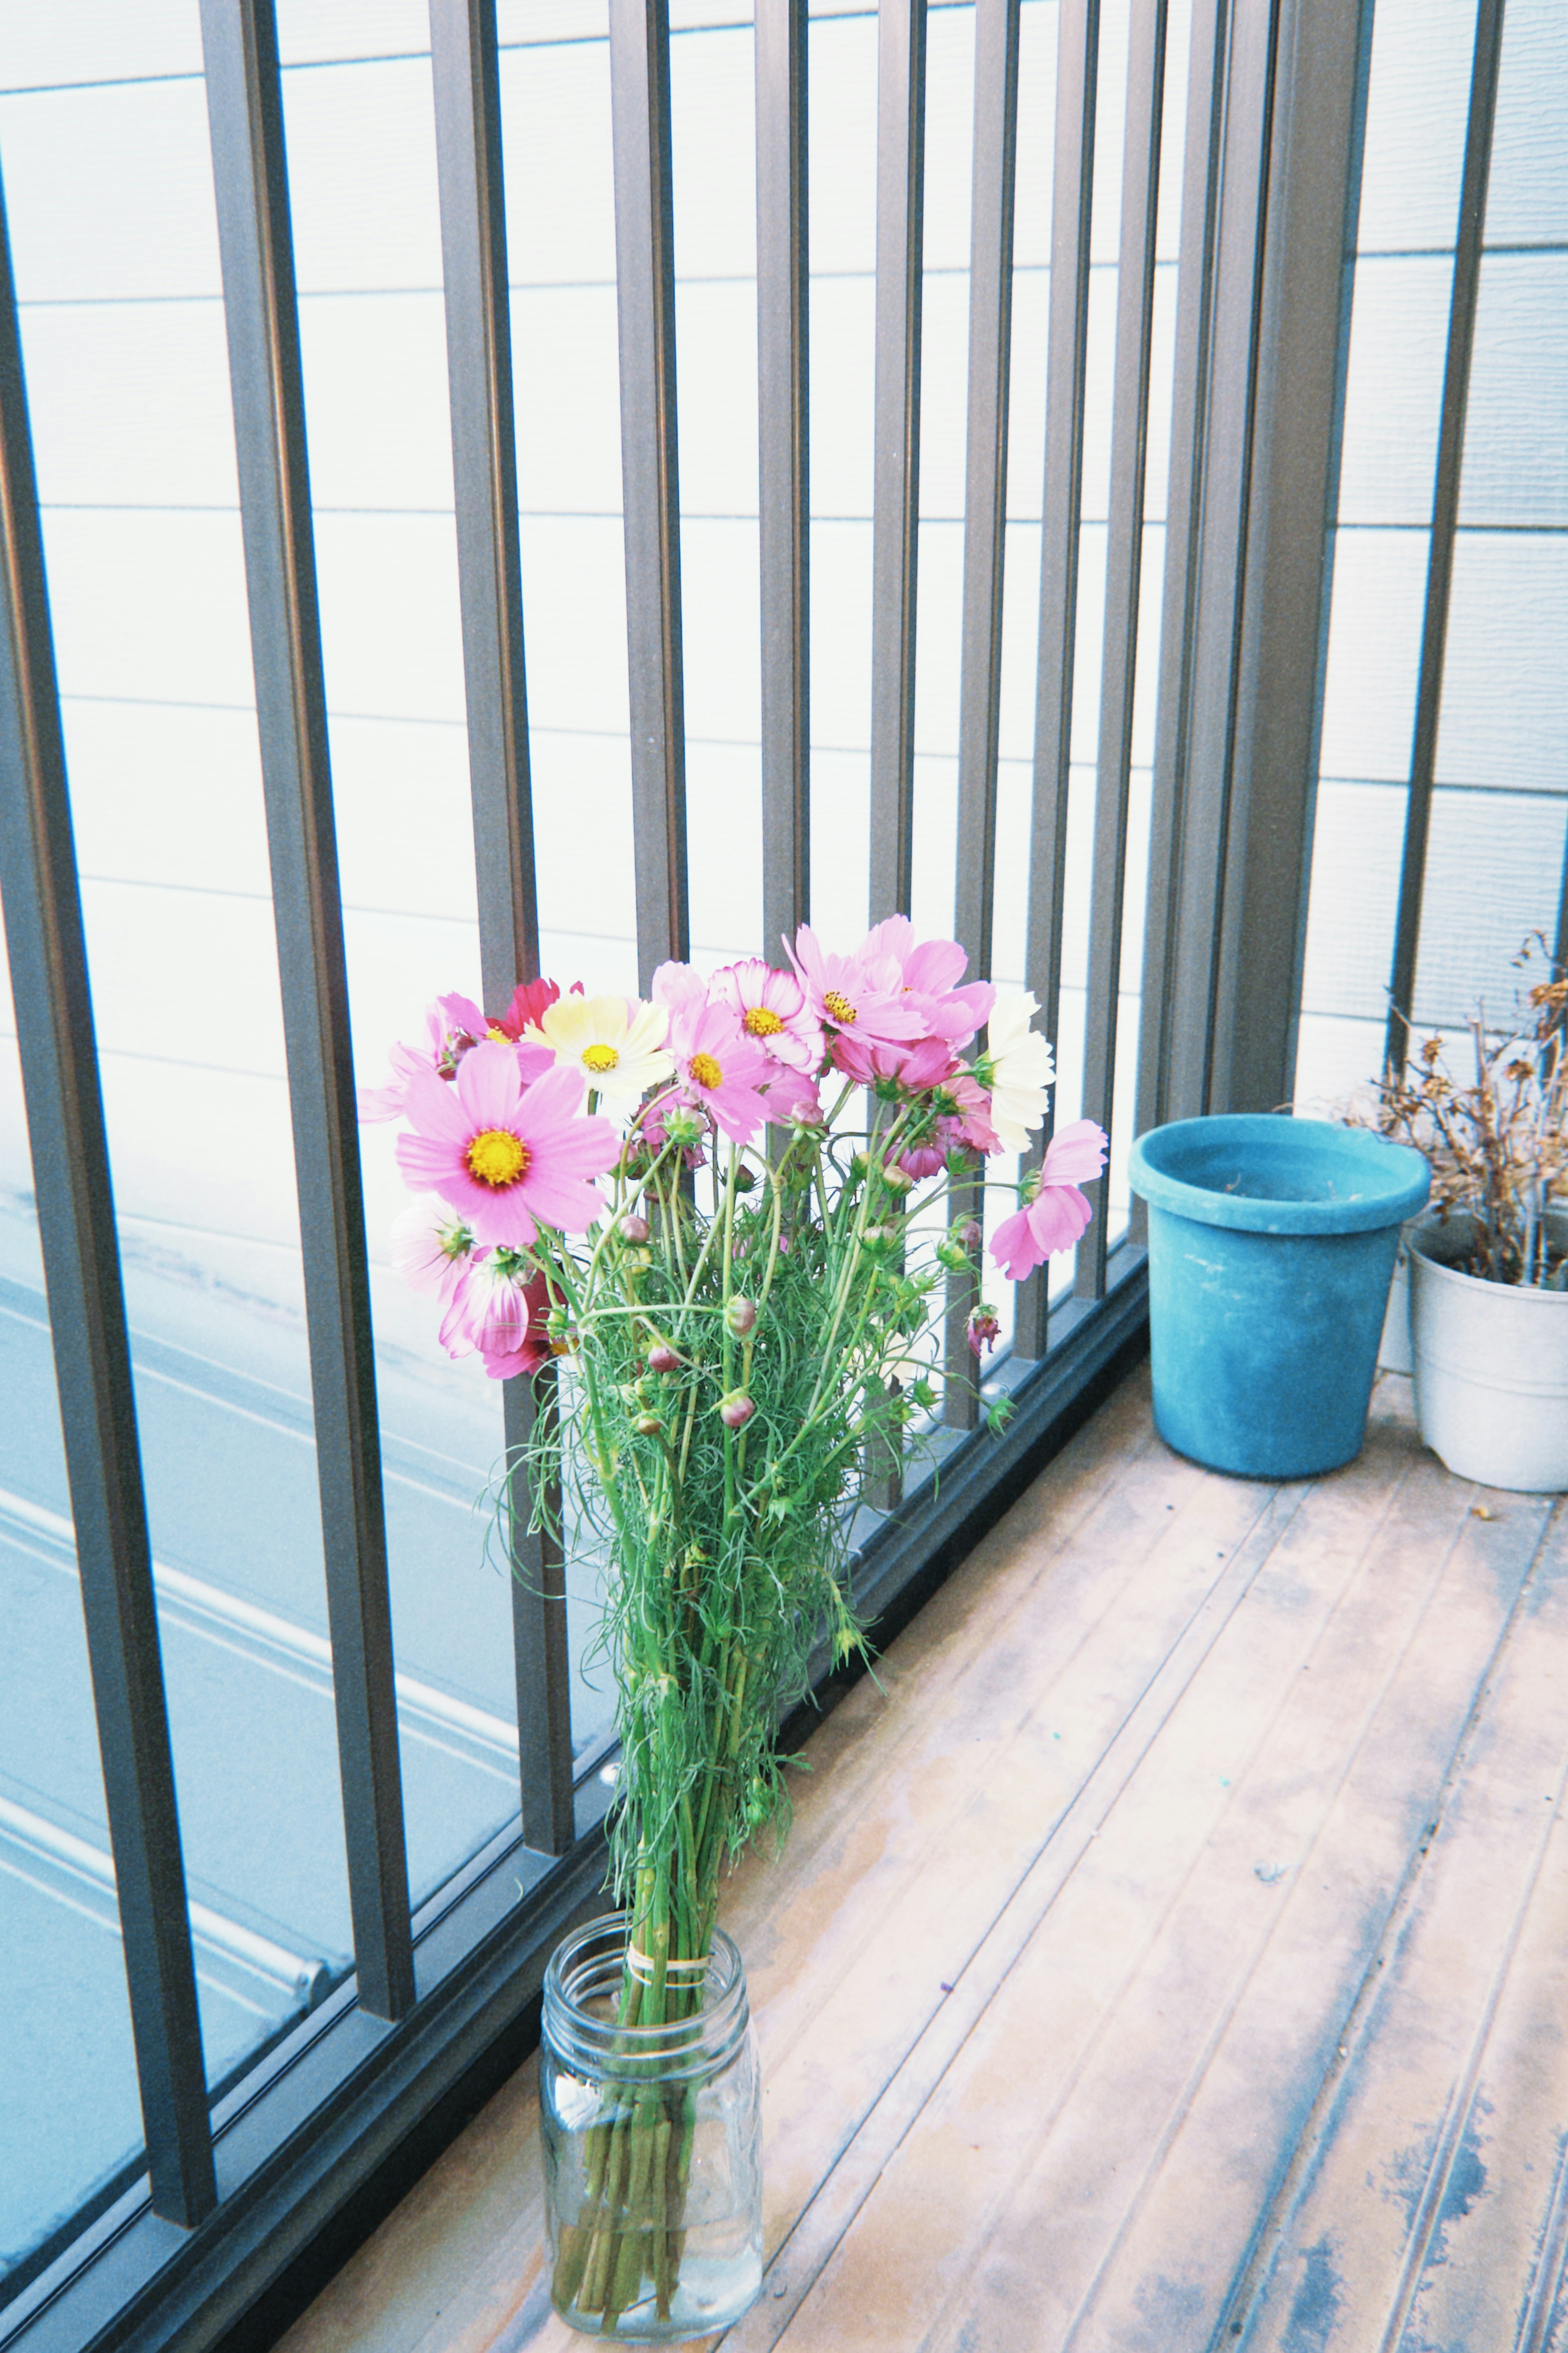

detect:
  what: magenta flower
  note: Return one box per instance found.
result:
[830,1029,957,1089]
[989,1120,1108,1281]
[788,926,925,1049]
[711,957,824,1075]
[395,1044,618,1248]
[439,1255,552,1381]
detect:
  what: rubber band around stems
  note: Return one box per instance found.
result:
[627,1945,707,1983]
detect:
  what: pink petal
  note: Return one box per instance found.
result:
[511,1060,589,1137]
[403,1063,472,1144]
[991,1207,1046,1282]
[1041,1118,1109,1187]
[396,1131,463,1192]
[465,1186,540,1249]
[518,1168,608,1231]
[1026,1181,1094,1257]
[358,1080,405,1122]
[903,937,968,996]
[515,1040,556,1086]
[454,1039,525,1129]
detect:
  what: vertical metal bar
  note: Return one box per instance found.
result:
[200,0,415,2021]
[1012,0,1099,1362]
[610,0,689,991]
[1207,0,1374,1113]
[429,0,575,1856]
[1075,0,1167,1302]
[946,0,1020,1427]
[1382,0,1505,1074]
[1145,0,1277,1127]
[1133,0,1227,1155]
[0,177,218,2230]
[756,0,810,966]
[868,0,927,923]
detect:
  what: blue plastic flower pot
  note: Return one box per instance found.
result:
[1127,1114,1431,1479]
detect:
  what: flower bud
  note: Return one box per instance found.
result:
[647,1342,681,1374]
[960,1218,982,1251]
[725,1296,757,1336]
[619,1213,650,1244]
[969,1303,1001,1358]
[880,1162,913,1194]
[622,1245,654,1274]
[634,1412,665,1438]
[718,1391,755,1429]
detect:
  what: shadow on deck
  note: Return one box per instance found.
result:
[274,1363,1568,2353]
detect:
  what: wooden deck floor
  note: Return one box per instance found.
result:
[277,1365,1568,2353]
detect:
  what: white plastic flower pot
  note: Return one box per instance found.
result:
[1377,1223,1415,1376]
[1409,1211,1568,1493]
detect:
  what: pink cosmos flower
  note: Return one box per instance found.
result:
[758,1064,823,1126]
[667,1004,775,1144]
[788,926,925,1049]
[989,1120,1108,1281]
[711,958,824,1075]
[360,992,553,1121]
[651,969,776,1145]
[829,1030,958,1089]
[395,1044,618,1249]
[897,1073,1002,1178]
[439,1254,552,1381]
[860,915,996,1047]
[388,1195,477,1300]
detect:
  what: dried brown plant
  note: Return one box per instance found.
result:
[1342,935,1567,1289]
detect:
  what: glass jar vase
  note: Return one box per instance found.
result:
[540,1913,763,2342]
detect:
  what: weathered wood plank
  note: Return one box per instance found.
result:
[773,1404,1527,2351]
[1241,1497,1568,2353]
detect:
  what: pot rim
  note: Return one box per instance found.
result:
[1408,1205,1568,1301]
[1129,1113,1430,1236]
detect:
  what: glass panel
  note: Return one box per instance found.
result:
[1316,528,1428,782]
[1298,780,1407,1023]
[1354,0,1477,256]
[1335,255,1451,528]
[1458,254,1568,529]
[1434,530,1568,792]
[1412,788,1568,1026]
[0,1030,147,2285]
[4,43,364,2139]
[1484,0,1568,248]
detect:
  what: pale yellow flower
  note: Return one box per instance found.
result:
[526,993,674,1106]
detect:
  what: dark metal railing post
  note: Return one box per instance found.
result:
[756,0,811,967]
[610,0,689,990]
[200,0,415,2021]
[1012,0,1098,1362]
[868,0,927,924]
[1133,0,1227,1157]
[0,172,218,2226]
[1381,0,1505,1077]
[946,0,1020,1427]
[429,0,576,1858]
[1075,0,1167,1301]
[1138,0,1276,1128]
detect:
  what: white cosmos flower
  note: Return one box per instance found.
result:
[526,992,675,1105]
[986,987,1057,1154]
[389,1194,476,1298]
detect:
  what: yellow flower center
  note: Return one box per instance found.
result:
[466,1128,528,1188]
[688,1051,724,1090]
[823,990,857,1024]
[743,1006,784,1037]
[582,1042,620,1075]
[486,1026,510,1043]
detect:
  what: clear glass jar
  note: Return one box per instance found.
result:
[540,1914,763,2342]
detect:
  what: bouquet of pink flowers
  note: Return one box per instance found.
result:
[367,918,1104,2328]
